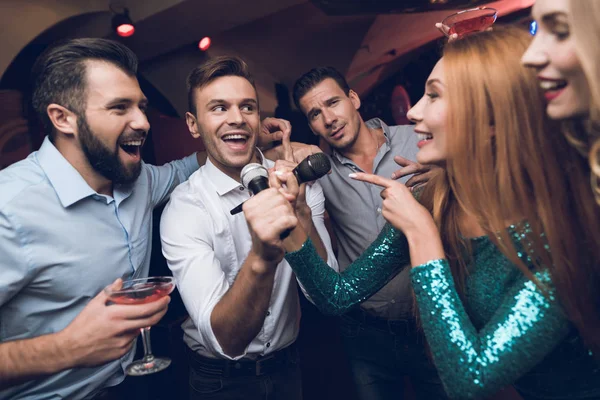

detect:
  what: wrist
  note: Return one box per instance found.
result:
[247,251,278,275]
[406,222,445,267]
[283,224,308,253]
[296,205,312,232]
[404,218,438,242]
[43,330,79,372]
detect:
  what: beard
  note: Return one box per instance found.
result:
[78,116,142,185]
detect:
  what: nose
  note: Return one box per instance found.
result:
[407,96,425,124]
[130,107,150,133]
[521,35,549,69]
[322,108,337,127]
[227,106,244,126]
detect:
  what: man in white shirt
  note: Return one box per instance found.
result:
[160,56,337,400]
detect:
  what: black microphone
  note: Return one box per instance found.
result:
[230,164,269,216]
[229,153,331,216]
[241,163,270,195]
[292,153,331,185]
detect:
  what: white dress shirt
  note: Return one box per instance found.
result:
[160,154,337,360]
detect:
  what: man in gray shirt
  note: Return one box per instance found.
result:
[283,67,448,399]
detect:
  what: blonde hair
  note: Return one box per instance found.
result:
[568,0,600,204]
[419,26,600,355]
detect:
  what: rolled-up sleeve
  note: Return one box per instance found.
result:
[298,182,339,302]
[305,181,338,271]
[159,192,234,358]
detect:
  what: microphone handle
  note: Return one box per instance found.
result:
[230,176,269,215]
[280,228,292,240]
[230,202,245,215]
[248,176,269,195]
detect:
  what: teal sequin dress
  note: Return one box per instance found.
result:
[285,224,600,399]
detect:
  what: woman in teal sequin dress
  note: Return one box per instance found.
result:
[276,27,600,399]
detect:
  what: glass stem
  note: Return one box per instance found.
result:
[140,327,155,362]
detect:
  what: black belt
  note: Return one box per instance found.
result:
[187,342,298,378]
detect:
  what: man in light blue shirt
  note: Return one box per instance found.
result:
[0,38,200,399]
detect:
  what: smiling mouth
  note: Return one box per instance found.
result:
[417,133,433,141]
[119,139,143,158]
[222,133,249,146]
[539,79,567,92]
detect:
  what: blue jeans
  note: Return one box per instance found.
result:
[340,309,448,400]
[187,346,303,400]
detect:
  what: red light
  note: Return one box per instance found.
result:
[117,24,135,37]
[199,37,211,51]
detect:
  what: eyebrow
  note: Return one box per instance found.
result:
[426,78,444,87]
[205,98,258,108]
[541,11,568,24]
[105,97,148,108]
[307,96,341,118]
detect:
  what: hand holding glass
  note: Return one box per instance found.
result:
[105,276,174,376]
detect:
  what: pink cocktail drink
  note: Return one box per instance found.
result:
[441,7,497,39]
[110,282,174,305]
[104,276,175,376]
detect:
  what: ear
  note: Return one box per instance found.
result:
[47,104,77,136]
[185,112,201,139]
[349,89,361,110]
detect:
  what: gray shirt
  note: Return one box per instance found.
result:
[319,118,419,319]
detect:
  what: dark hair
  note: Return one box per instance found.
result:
[187,56,257,115]
[31,38,138,138]
[292,66,350,112]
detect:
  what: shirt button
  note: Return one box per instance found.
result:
[391,299,396,304]
[266,342,271,348]
[377,207,382,213]
[266,311,271,316]
[239,186,245,191]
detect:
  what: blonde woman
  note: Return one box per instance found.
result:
[522,0,600,203]
[267,26,600,399]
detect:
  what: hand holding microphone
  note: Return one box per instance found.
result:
[230,153,331,215]
[235,153,331,243]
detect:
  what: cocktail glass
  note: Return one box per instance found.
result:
[105,276,175,376]
[440,7,497,39]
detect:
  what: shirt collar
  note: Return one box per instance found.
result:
[36,137,97,208]
[331,118,391,165]
[204,148,267,196]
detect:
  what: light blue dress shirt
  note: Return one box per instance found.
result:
[0,137,198,400]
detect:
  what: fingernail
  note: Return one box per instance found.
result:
[348,173,357,178]
[390,174,396,179]
[275,170,284,176]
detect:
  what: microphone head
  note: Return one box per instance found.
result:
[241,163,269,189]
[295,153,331,183]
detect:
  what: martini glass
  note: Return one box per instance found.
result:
[440,7,497,39]
[105,276,175,376]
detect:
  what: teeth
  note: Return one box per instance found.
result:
[540,80,566,90]
[417,133,433,141]
[223,134,246,140]
[121,140,142,146]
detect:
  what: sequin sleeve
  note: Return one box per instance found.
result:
[285,223,409,315]
[410,259,570,399]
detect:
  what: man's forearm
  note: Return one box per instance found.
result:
[210,252,277,358]
[0,332,75,390]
